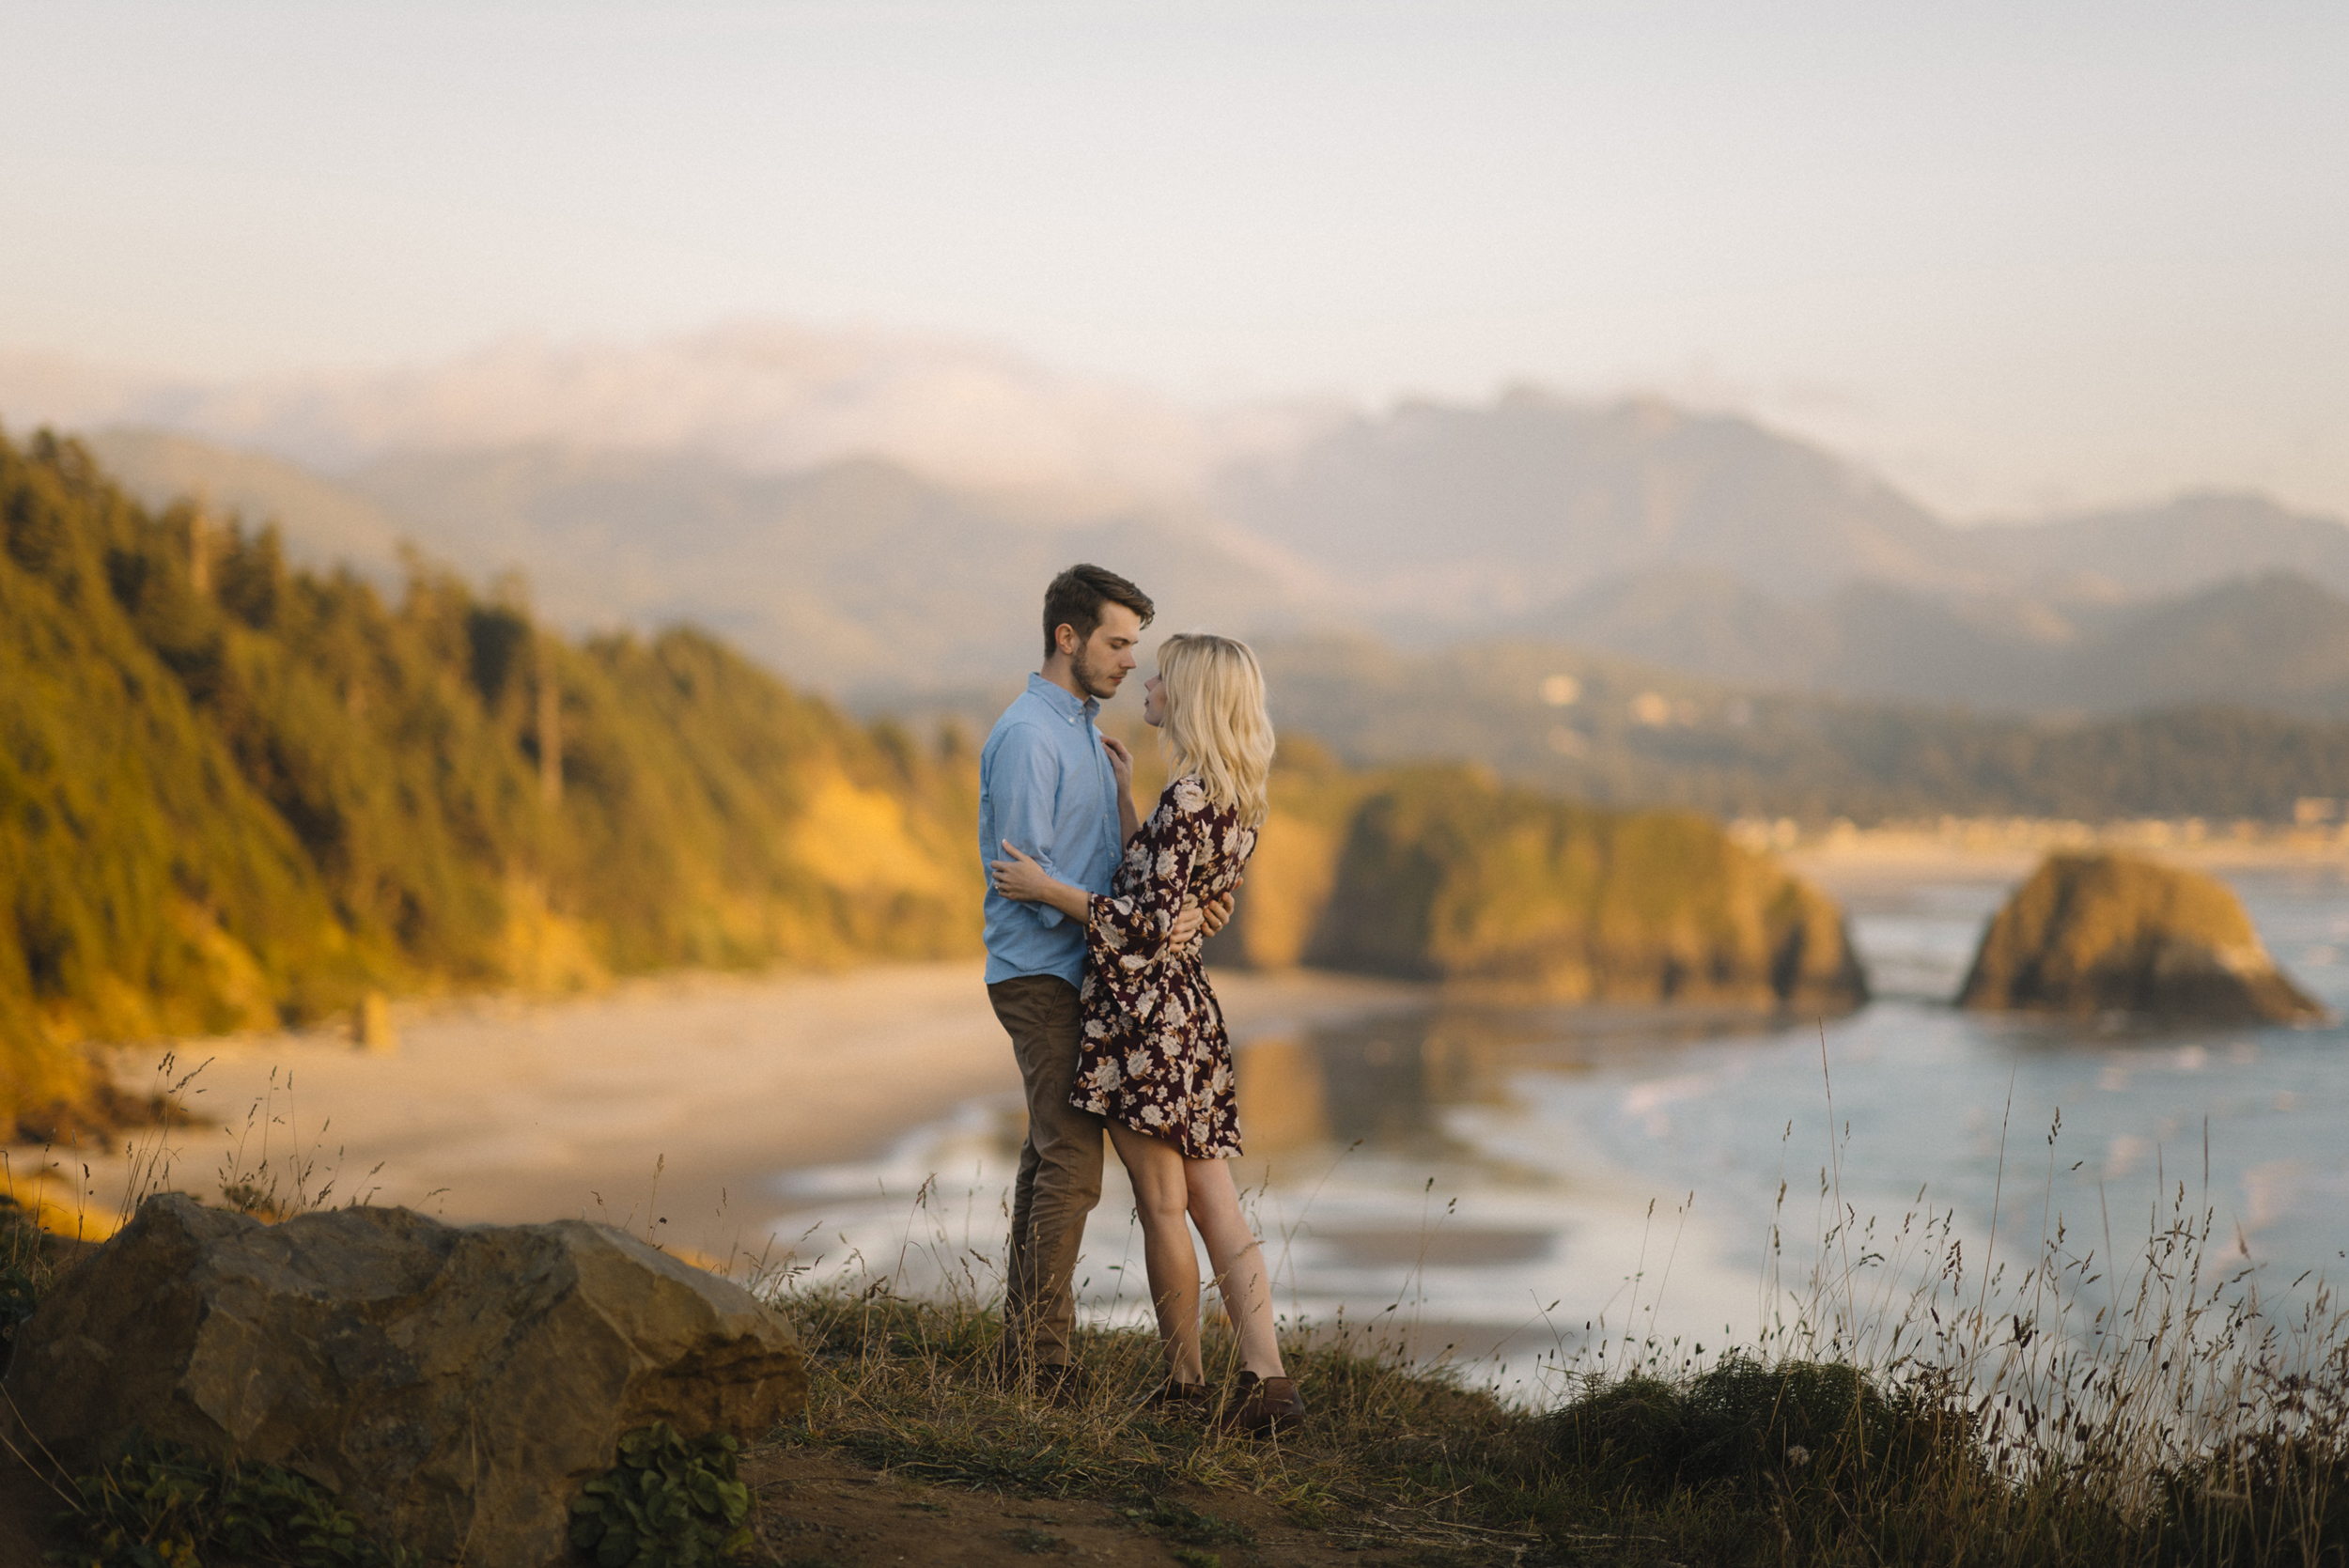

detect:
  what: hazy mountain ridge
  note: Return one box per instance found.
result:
[85,433,1323,701]
[1227,390,2349,618]
[81,409,2349,722]
[27,333,2349,719]
[1965,492,2349,599]
[79,428,412,577]
[1524,567,2349,715]
[1249,634,2349,824]
[4,326,1336,507]
[1216,391,1971,614]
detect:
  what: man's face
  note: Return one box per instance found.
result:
[1066,604,1143,700]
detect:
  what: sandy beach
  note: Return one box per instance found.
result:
[27,962,1424,1265]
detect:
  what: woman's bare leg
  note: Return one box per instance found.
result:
[1107,1122,1206,1385]
[1184,1157,1286,1378]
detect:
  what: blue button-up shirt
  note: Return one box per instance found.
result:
[979,673,1123,987]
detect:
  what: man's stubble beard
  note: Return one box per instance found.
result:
[1070,643,1124,701]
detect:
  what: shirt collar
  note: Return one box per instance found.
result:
[1027,671,1100,725]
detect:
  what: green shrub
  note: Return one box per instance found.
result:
[0,1261,37,1339]
[568,1423,754,1567]
[0,1193,56,1355]
[1548,1372,1690,1483]
[2159,1431,2349,1561]
[51,1437,415,1568]
[1548,1355,1979,1499]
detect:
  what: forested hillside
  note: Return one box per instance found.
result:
[0,428,981,1128]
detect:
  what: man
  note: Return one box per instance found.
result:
[979,563,1226,1401]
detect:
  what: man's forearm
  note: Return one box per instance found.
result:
[1035,878,1091,925]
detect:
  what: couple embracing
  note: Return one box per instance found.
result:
[978,563,1303,1435]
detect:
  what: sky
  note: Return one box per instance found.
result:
[2,0,2345,518]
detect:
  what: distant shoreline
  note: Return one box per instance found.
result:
[1776,815,2349,890]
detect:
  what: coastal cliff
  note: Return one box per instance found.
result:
[1209,752,1868,1012]
[0,428,983,1131]
[1958,851,2324,1023]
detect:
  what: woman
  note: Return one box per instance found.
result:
[989,632,1303,1434]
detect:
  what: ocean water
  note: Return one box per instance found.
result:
[765,863,2349,1388]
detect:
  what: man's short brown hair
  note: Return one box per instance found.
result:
[1042,564,1155,659]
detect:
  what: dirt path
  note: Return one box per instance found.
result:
[0,1439,1509,1568]
[751,1441,1506,1567]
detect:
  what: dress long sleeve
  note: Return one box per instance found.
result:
[1084,780,1206,979]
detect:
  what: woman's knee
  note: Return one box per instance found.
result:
[1112,1132,1191,1221]
[1183,1163,1241,1222]
[1132,1181,1190,1225]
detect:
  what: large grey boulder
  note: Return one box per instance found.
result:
[6,1193,805,1566]
[1958,851,2326,1023]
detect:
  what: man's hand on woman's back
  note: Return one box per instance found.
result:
[1168,881,1239,950]
[1200,877,1239,939]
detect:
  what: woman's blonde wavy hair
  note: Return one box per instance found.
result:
[1157,632,1274,828]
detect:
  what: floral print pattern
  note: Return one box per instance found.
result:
[1070,776,1257,1159]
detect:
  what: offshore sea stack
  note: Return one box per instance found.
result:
[6,1193,806,1567]
[1218,765,1868,1011]
[1958,851,2326,1023]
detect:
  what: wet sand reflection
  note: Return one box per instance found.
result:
[1232,1003,1794,1172]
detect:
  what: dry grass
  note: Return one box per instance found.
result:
[743,1087,2349,1568]
[40,1050,2349,1565]
[765,1281,1548,1560]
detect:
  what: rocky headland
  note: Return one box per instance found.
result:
[1208,756,1868,1012]
[1957,851,2326,1023]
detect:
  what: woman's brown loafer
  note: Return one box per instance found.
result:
[1220,1370,1305,1436]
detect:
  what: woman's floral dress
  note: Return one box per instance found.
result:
[1070,775,1257,1159]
